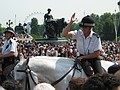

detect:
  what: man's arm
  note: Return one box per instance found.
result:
[62,13,76,38]
[0,51,14,58]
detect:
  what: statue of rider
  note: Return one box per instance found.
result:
[44,8,56,38]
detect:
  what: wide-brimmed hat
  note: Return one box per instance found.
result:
[79,15,95,27]
[4,27,15,37]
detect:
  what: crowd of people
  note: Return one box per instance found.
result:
[68,72,120,90]
[0,35,119,62]
[101,41,120,61]
[14,40,120,61]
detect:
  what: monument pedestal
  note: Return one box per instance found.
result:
[35,37,68,44]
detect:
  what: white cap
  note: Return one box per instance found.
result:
[33,83,55,90]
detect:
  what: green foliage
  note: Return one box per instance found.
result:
[31,17,39,35]
[98,13,114,40]
[90,12,119,41]
[0,24,5,35]
[30,34,41,39]
[70,23,80,31]
[39,24,44,36]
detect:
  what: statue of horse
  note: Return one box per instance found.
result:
[15,23,26,34]
[13,56,114,90]
[44,18,67,39]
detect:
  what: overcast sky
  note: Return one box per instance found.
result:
[0,0,119,27]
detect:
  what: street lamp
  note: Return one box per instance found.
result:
[113,1,120,42]
[113,10,118,42]
[6,20,13,27]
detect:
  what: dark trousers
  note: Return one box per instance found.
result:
[1,56,15,82]
[81,59,103,76]
[2,56,15,71]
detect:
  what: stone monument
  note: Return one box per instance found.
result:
[35,8,68,44]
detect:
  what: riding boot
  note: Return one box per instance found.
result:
[80,60,93,77]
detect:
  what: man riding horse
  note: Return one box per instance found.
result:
[62,13,104,77]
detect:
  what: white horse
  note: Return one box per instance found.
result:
[13,56,114,90]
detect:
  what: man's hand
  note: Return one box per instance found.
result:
[70,13,76,23]
[77,56,85,61]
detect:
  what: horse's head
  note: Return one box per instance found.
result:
[56,18,67,28]
[51,18,68,37]
[14,58,39,90]
[14,60,27,80]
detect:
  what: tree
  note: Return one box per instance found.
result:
[30,17,39,35]
[0,24,5,35]
[39,24,44,37]
[70,23,79,31]
[91,13,102,34]
[91,13,115,41]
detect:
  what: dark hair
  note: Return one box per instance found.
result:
[2,80,23,90]
[69,77,87,90]
[81,73,120,90]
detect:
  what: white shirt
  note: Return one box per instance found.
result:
[70,29,102,55]
[2,38,18,57]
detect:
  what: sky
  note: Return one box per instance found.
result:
[0,0,119,27]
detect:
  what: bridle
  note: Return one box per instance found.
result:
[17,58,38,90]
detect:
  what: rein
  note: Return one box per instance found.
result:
[51,59,82,86]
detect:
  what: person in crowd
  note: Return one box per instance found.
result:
[114,70,120,81]
[81,73,120,90]
[108,60,120,74]
[62,13,103,76]
[2,80,23,90]
[0,27,18,82]
[68,77,87,90]
[33,83,55,90]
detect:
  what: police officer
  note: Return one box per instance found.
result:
[0,27,18,81]
[62,13,103,76]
